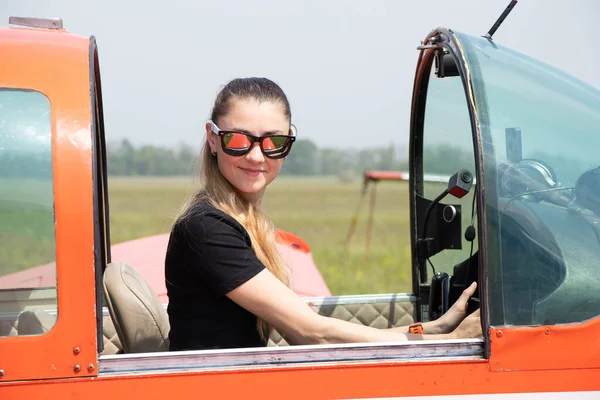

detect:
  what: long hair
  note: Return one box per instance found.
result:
[179,77,292,341]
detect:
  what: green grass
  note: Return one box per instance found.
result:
[2,176,476,296]
[263,177,413,294]
[0,200,56,276]
[1,176,418,295]
[107,176,198,244]
[108,176,414,295]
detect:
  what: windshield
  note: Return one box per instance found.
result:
[455,31,600,327]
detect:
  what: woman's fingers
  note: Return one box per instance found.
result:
[463,281,477,299]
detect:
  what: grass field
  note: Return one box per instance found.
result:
[108,176,414,295]
[0,199,55,276]
[3,176,473,295]
[0,179,55,276]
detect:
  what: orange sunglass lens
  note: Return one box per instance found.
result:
[223,133,251,149]
[262,137,276,150]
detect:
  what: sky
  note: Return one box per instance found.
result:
[1,0,599,150]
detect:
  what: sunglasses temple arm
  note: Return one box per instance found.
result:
[207,120,220,135]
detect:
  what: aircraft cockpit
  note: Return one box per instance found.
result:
[410,28,600,336]
[2,5,600,395]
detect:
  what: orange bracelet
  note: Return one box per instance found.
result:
[409,322,424,334]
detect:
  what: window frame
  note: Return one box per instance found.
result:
[90,36,111,355]
[0,28,99,382]
[93,29,488,376]
[96,290,485,374]
[408,30,490,355]
[98,338,484,376]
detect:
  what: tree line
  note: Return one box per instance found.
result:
[106,139,413,178]
[3,139,587,185]
[0,139,475,179]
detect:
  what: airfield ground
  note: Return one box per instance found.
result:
[108,176,413,295]
[4,176,470,295]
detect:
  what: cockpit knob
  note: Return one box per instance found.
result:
[443,205,457,222]
[465,225,476,242]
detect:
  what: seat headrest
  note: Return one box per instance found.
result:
[17,309,57,335]
[103,262,170,353]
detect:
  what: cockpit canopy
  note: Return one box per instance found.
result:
[455,31,600,327]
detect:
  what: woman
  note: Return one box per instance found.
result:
[164,77,481,351]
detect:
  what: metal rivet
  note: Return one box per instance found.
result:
[496,330,503,338]
[87,363,95,372]
[73,347,81,355]
[545,328,551,335]
[74,364,81,373]
[0,369,5,378]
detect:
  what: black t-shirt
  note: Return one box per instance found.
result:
[164,201,266,351]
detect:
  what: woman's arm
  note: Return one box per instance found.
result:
[227,269,481,345]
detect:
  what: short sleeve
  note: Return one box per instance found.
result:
[175,211,265,296]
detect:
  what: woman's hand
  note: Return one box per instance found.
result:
[435,281,478,334]
[449,308,482,339]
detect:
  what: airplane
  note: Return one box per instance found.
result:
[0,223,332,300]
[2,0,600,397]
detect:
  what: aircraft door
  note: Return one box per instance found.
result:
[409,38,480,323]
[0,25,99,382]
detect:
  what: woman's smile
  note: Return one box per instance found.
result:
[239,166,266,176]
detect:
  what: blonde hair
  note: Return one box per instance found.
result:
[179,78,292,341]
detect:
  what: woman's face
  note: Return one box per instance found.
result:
[206,98,289,205]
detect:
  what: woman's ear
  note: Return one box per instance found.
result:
[205,121,218,154]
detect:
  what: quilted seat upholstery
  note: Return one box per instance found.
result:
[8,309,124,355]
[100,315,123,355]
[268,298,415,346]
[99,294,416,351]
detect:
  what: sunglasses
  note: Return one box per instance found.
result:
[209,120,296,159]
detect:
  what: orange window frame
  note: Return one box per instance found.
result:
[0,28,99,382]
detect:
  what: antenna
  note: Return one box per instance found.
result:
[483,0,518,40]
